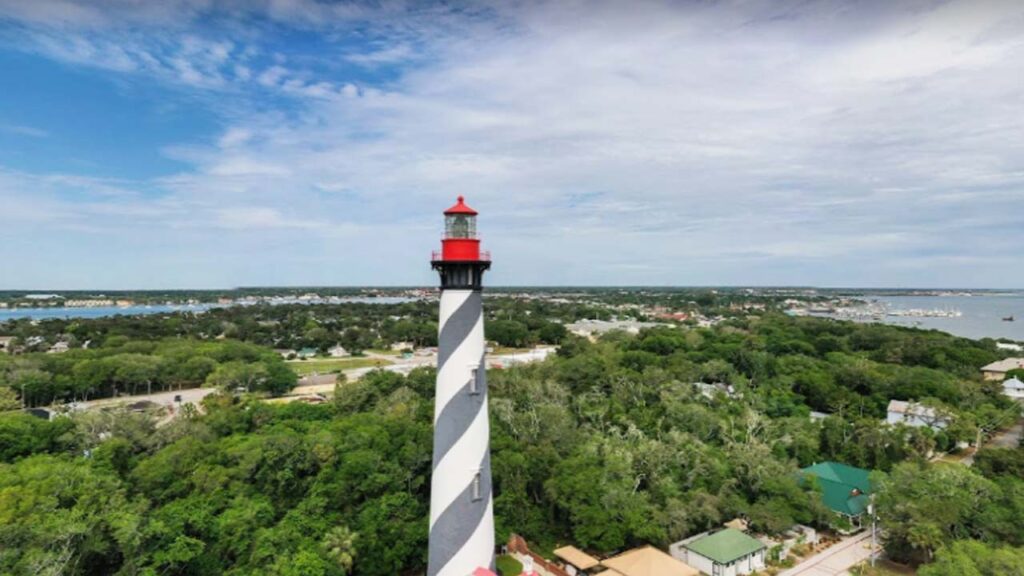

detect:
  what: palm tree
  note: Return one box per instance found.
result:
[321,526,357,574]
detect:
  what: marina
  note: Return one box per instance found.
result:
[794,293,1024,341]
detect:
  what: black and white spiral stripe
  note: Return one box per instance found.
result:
[428,289,495,576]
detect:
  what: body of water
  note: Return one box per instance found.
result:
[829,293,1024,341]
[0,296,420,322]
[0,304,216,322]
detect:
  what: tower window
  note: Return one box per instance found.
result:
[469,368,480,395]
[471,470,482,501]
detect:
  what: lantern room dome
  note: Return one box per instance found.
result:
[444,195,478,215]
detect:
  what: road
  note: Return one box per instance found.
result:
[989,419,1024,449]
[80,387,217,411]
[960,418,1023,465]
[778,531,873,576]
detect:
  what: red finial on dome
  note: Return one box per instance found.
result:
[444,195,478,215]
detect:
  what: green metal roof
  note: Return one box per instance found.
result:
[684,529,765,565]
[801,462,872,517]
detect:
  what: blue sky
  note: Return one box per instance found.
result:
[0,0,1022,289]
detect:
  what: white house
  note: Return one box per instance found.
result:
[0,336,14,353]
[996,342,1023,353]
[695,382,736,399]
[672,529,766,576]
[328,345,350,358]
[47,341,70,354]
[1003,377,1024,401]
[886,400,949,430]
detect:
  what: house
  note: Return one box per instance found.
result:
[694,382,736,399]
[600,546,698,576]
[328,345,350,358]
[553,546,600,575]
[886,400,949,430]
[1003,377,1024,401]
[296,347,318,359]
[274,349,296,359]
[981,358,1024,380]
[672,529,766,576]
[996,342,1023,352]
[0,336,14,353]
[390,341,414,352]
[48,341,70,354]
[800,462,872,529]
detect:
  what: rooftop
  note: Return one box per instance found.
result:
[683,528,766,565]
[981,358,1024,372]
[801,461,872,517]
[600,546,697,576]
[1004,377,1024,390]
[553,546,600,570]
[887,400,938,417]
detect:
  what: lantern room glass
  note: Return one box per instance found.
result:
[445,214,476,238]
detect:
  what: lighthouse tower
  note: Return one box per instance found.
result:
[428,196,495,576]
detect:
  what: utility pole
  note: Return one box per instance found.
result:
[869,494,877,568]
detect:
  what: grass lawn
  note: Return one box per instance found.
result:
[287,357,392,376]
[496,555,523,576]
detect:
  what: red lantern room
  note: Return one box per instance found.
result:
[432,196,491,290]
[441,196,483,261]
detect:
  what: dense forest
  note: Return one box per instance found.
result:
[1,313,1022,575]
[0,339,297,407]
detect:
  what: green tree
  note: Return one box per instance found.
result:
[919,540,1024,576]
[206,361,270,393]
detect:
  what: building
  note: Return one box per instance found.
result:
[566,319,663,339]
[886,400,949,430]
[1003,377,1024,400]
[981,358,1024,380]
[328,345,350,358]
[801,462,872,528]
[427,197,494,576]
[64,299,115,307]
[490,346,556,368]
[996,342,1023,353]
[296,347,318,359]
[0,336,14,353]
[48,341,70,354]
[672,529,765,576]
[602,546,698,576]
[694,382,736,399]
[553,546,600,575]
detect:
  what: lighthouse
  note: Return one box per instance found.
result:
[428,196,495,576]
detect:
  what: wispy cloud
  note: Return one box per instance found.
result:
[0,123,49,137]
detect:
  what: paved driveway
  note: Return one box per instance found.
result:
[778,531,873,576]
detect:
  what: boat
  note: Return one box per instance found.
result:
[1004,316,1015,322]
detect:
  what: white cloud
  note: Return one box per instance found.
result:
[2,0,1024,287]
